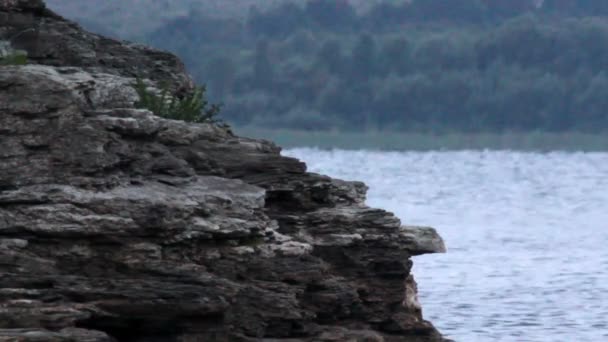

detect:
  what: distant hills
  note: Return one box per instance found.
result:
[44,0,608,134]
[45,0,391,38]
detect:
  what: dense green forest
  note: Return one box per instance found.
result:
[88,1,608,132]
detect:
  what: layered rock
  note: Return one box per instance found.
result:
[1,0,193,95]
[0,1,448,341]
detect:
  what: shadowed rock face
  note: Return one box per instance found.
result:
[0,0,194,96]
[0,2,448,342]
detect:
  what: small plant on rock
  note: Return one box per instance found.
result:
[132,78,221,123]
[0,52,27,65]
[0,41,27,66]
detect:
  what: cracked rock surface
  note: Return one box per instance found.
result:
[1,1,448,341]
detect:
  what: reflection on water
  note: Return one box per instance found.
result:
[285,149,608,342]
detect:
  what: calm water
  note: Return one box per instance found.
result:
[284,149,608,342]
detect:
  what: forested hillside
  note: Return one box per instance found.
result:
[47,0,608,133]
[44,0,386,37]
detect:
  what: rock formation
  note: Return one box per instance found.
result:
[0,1,448,341]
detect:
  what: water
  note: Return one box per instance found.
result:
[284,149,608,342]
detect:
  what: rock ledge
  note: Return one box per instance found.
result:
[0,1,448,341]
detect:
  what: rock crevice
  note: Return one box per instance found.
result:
[0,1,448,341]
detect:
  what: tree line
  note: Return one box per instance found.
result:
[142,0,608,132]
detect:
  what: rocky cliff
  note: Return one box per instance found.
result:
[0,1,448,341]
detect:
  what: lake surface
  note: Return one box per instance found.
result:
[284,149,608,342]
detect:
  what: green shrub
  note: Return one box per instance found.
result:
[0,51,27,66]
[132,78,221,123]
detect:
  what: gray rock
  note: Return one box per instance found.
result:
[400,226,447,255]
[0,0,194,96]
[0,2,449,341]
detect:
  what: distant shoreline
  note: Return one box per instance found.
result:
[235,127,608,152]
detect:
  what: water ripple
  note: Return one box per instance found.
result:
[285,149,608,342]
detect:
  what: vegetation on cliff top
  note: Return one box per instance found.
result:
[0,41,27,66]
[0,52,27,66]
[133,78,221,123]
